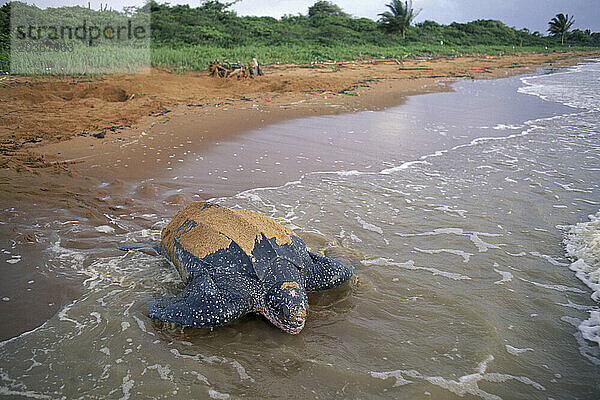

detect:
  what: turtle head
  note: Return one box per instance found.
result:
[264,281,308,334]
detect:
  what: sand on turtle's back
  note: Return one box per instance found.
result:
[161,202,296,261]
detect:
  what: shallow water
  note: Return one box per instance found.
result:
[1,62,600,399]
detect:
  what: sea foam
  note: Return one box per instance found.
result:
[564,211,600,345]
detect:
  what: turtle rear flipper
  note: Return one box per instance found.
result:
[148,275,250,328]
[305,252,353,292]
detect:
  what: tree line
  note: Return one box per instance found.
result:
[2,0,600,49]
[1,0,599,73]
[146,0,600,48]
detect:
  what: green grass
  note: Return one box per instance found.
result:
[7,44,150,75]
[0,48,8,73]
[1,43,598,75]
[150,43,599,73]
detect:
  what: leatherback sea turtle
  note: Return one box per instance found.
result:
[121,202,353,334]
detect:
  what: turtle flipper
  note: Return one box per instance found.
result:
[148,275,250,328]
[305,252,353,292]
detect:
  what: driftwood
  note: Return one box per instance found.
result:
[209,58,263,79]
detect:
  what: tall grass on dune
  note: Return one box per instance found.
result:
[5,1,150,75]
[2,43,596,75]
[10,45,150,75]
[150,43,596,72]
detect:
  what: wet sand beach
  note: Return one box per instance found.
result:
[0,52,596,340]
[1,51,597,174]
[1,51,599,399]
[0,50,597,339]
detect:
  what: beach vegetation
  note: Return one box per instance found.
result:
[548,13,575,45]
[0,1,599,74]
[0,3,9,72]
[378,0,422,38]
[308,1,349,19]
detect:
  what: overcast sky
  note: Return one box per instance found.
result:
[12,0,600,33]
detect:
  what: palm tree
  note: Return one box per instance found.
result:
[379,0,422,38]
[548,13,575,45]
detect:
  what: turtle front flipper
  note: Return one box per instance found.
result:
[148,275,250,328]
[305,252,353,292]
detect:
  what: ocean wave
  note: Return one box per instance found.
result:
[371,355,545,398]
[361,257,471,281]
[519,59,600,110]
[564,211,600,345]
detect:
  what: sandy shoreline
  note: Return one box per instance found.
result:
[0,50,599,340]
[2,53,599,398]
[0,50,598,177]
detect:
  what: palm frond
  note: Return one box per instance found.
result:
[547,13,575,44]
[379,0,421,38]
